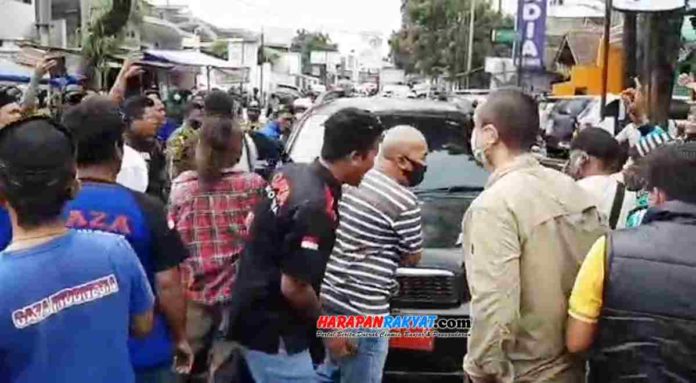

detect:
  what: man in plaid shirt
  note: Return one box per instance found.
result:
[169,116,266,382]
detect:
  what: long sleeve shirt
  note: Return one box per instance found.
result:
[462,154,606,383]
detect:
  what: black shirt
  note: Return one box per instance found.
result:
[226,160,341,354]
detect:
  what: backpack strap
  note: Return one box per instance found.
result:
[609,182,626,230]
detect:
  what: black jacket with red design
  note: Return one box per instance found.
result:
[225,160,341,354]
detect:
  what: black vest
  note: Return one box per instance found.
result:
[589,201,696,382]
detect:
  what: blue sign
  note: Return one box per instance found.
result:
[516,0,547,69]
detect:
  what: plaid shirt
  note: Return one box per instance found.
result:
[169,169,266,305]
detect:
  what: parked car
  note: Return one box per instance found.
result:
[285,97,488,379]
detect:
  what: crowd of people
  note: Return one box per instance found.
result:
[0,54,695,383]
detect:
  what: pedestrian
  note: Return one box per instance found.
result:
[169,116,266,382]
[317,125,428,382]
[463,89,606,383]
[616,85,666,148]
[0,86,23,128]
[624,130,676,228]
[0,116,155,383]
[566,142,696,382]
[62,97,193,382]
[241,101,263,131]
[167,100,205,180]
[224,108,384,383]
[566,127,635,229]
[118,95,168,202]
[260,109,293,143]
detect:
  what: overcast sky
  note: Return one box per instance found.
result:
[152,0,403,53]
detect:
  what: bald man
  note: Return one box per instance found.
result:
[317,125,428,382]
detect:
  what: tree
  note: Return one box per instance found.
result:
[390,0,512,85]
[80,0,151,89]
[291,29,338,75]
[206,40,229,60]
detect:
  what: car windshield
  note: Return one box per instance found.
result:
[289,112,489,191]
[289,111,489,249]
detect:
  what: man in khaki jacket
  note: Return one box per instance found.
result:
[463,89,606,383]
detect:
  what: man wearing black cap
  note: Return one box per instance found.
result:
[566,127,636,229]
[0,117,155,383]
[0,86,23,129]
[63,97,192,382]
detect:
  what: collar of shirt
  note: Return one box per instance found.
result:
[485,153,540,189]
[312,159,342,200]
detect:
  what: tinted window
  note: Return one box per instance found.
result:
[288,110,489,249]
[289,112,488,190]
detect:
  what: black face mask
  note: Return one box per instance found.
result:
[405,157,427,187]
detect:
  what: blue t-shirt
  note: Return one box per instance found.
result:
[0,208,11,251]
[64,182,187,369]
[260,120,282,141]
[0,230,154,383]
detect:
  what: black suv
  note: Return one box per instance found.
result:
[285,97,488,380]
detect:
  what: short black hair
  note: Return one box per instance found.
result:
[62,96,125,165]
[204,90,234,118]
[0,117,76,228]
[642,142,696,204]
[321,108,384,161]
[123,95,154,124]
[478,89,539,150]
[571,127,626,172]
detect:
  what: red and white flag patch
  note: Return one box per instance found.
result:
[301,236,320,251]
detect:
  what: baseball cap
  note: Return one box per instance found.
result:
[0,86,22,109]
[0,117,75,175]
[571,127,620,161]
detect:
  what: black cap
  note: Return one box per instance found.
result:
[0,117,75,173]
[570,127,620,161]
[0,86,22,109]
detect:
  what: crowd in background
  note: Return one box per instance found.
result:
[0,53,695,383]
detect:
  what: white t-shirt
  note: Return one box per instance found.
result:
[615,123,641,148]
[116,144,149,193]
[577,174,637,229]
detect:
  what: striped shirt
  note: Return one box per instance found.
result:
[320,169,423,316]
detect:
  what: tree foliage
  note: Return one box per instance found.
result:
[390,0,513,80]
[291,29,338,75]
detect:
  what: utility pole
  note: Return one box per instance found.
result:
[600,0,612,119]
[465,0,476,89]
[37,0,52,46]
[259,28,265,109]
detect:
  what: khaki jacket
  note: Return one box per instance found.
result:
[462,154,606,383]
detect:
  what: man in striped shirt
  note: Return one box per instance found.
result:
[319,125,428,382]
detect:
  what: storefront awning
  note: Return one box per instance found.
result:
[143,49,240,69]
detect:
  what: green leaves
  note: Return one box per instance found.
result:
[390,0,513,80]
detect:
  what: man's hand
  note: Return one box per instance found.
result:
[467,374,495,383]
[121,58,144,80]
[173,339,194,374]
[400,252,422,267]
[34,57,58,78]
[324,337,357,360]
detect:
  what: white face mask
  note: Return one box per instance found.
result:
[470,127,488,166]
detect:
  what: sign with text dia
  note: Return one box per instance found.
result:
[516,0,547,69]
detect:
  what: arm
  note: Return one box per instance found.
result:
[566,317,597,353]
[110,237,156,338]
[395,204,424,267]
[566,236,607,353]
[21,57,57,113]
[462,206,521,382]
[280,273,321,321]
[155,267,187,344]
[131,310,155,338]
[109,57,143,104]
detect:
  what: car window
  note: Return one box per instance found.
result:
[289,111,488,190]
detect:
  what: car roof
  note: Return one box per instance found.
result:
[312,97,466,117]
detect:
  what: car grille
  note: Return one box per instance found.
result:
[392,269,464,308]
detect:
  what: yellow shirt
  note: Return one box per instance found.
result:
[568,236,607,324]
